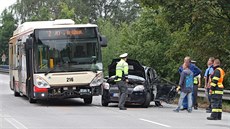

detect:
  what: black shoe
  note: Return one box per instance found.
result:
[119,107,127,110]
[187,109,192,113]
[173,109,179,112]
[194,106,198,110]
[207,117,218,120]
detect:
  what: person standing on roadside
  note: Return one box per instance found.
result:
[115,53,129,110]
[174,63,194,113]
[1,53,6,65]
[178,56,201,110]
[204,57,214,113]
[207,59,225,120]
[191,60,201,110]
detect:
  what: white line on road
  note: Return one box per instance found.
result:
[4,117,28,129]
[139,118,171,128]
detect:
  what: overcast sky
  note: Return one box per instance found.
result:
[0,0,16,14]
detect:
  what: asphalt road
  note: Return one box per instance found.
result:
[0,73,229,129]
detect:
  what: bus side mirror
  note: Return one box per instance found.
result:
[25,38,33,50]
[100,35,107,47]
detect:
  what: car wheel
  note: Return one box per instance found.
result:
[142,92,151,108]
[101,90,109,106]
[84,96,93,104]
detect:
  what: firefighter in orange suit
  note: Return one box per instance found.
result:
[207,59,225,120]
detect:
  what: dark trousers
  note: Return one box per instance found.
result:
[211,94,222,119]
[206,88,212,109]
[193,85,198,107]
[117,81,128,108]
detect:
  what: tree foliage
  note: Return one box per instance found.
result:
[0,9,17,64]
[0,0,229,89]
[139,0,230,88]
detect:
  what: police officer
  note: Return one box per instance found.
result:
[115,53,129,110]
[207,59,225,120]
[191,60,201,110]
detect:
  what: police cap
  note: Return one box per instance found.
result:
[119,53,128,58]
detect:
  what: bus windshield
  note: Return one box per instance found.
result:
[34,38,102,73]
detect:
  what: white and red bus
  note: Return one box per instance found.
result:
[9,19,107,103]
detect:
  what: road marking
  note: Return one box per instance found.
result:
[139,118,171,128]
[4,117,28,129]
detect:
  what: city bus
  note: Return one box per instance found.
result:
[8,19,107,103]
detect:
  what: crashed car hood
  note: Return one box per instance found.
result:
[108,59,145,79]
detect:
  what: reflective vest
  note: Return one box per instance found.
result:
[115,59,128,82]
[194,76,198,85]
[210,67,225,95]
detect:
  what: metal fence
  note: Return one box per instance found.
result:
[198,88,230,101]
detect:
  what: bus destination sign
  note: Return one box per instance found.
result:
[37,28,96,39]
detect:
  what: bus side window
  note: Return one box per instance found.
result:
[14,44,19,68]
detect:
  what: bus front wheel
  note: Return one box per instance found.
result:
[28,96,37,103]
[83,96,93,104]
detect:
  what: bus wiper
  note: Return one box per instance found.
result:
[45,67,57,76]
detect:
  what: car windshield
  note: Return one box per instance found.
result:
[34,39,102,73]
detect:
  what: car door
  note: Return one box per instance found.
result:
[155,77,178,104]
[147,68,157,99]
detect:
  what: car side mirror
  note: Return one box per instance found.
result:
[100,35,107,47]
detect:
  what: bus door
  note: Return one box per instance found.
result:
[16,40,23,93]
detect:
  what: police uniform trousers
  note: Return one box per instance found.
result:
[116,81,128,108]
[211,94,222,119]
[193,84,198,107]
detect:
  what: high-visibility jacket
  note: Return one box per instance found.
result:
[210,67,225,95]
[115,59,128,82]
[194,74,201,85]
[194,77,198,85]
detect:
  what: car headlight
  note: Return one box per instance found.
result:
[133,85,144,91]
[34,75,50,88]
[90,72,104,87]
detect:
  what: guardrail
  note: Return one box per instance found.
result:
[0,65,9,73]
[198,88,230,100]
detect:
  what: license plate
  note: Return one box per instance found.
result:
[113,93,119,97]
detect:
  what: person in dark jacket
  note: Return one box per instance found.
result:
[178,56,201,110]
[174,63,194,113]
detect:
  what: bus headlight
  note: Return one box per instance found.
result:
[133,85,144,92]
[34,75,50,88]
[90,72,104,87]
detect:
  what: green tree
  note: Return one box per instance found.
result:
[0,9,17,64]
[139,0,230,88]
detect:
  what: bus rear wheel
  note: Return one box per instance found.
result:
[13,79,20,97]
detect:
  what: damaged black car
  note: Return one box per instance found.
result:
[101,59,178,108]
